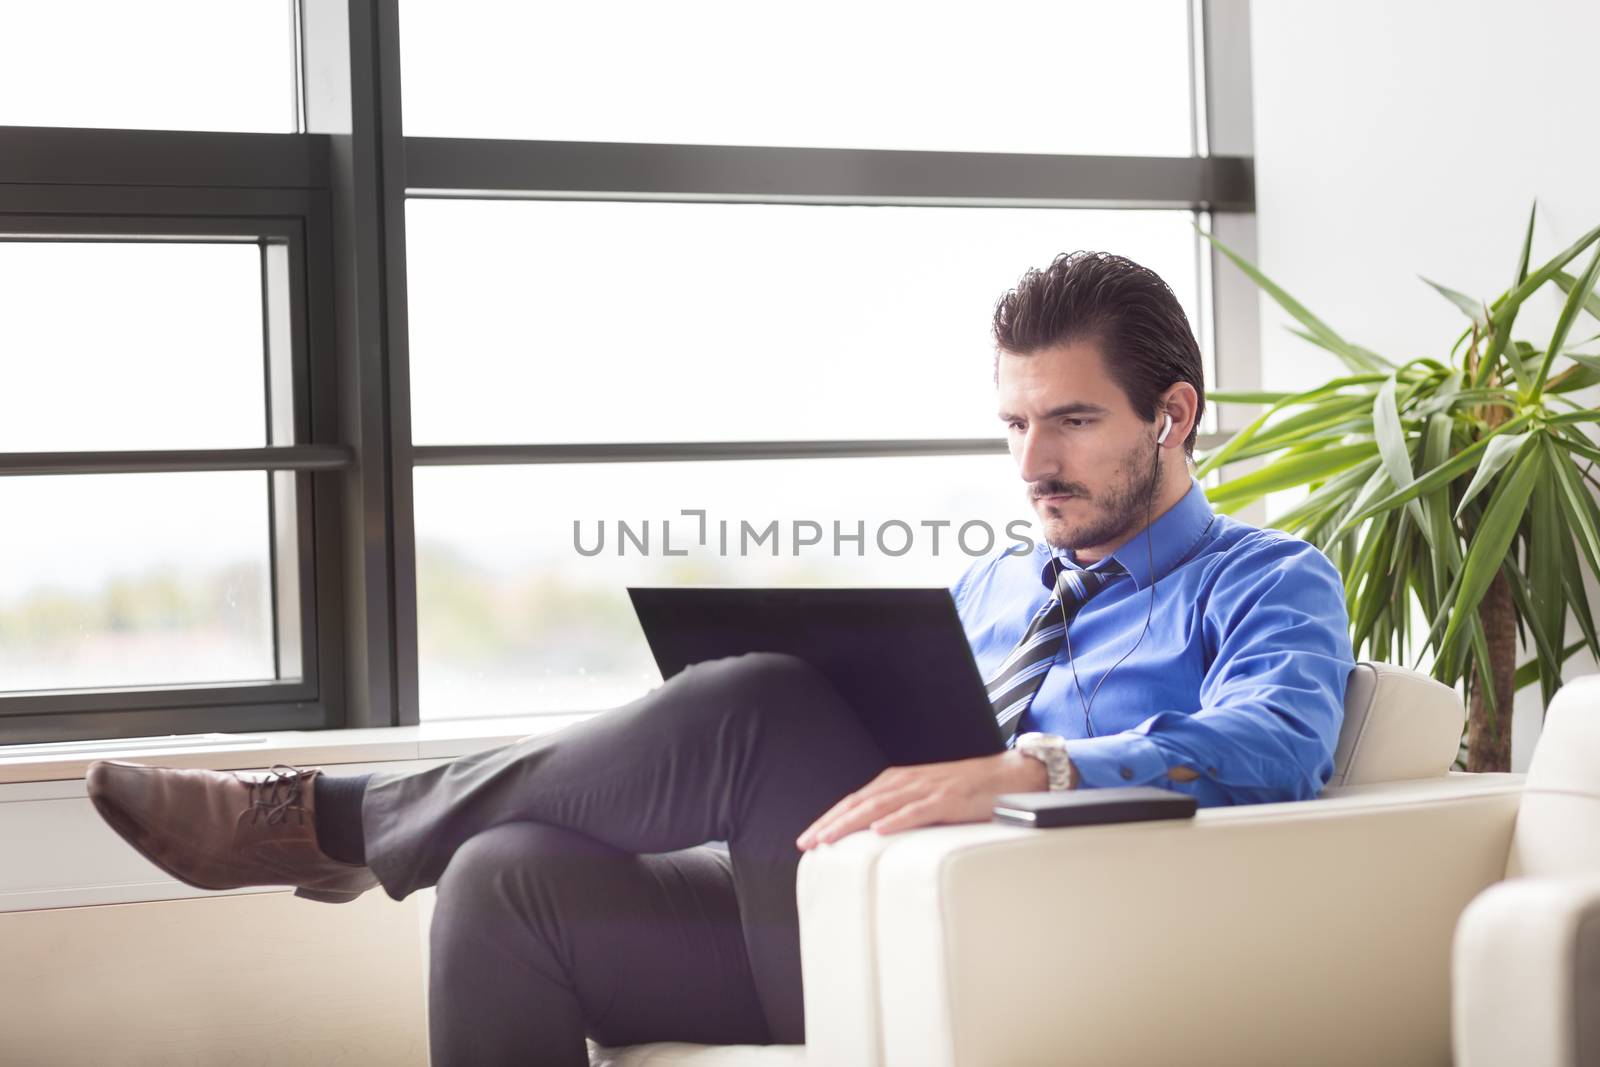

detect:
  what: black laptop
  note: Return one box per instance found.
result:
[627,587,1005,766]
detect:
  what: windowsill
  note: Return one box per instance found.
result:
[0,711,603,788]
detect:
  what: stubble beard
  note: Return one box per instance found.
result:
[1035,443,1160,554]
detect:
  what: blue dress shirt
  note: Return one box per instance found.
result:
[950,477,1355,807]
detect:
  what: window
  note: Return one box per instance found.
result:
[0,0,1254,744]
[399,0,1193,157]
[0,241,267,452]
[0,471,279,693]
[406,200,1201,444]
[401,0,1249,720]
[0,198,343,743]
[0,1,298,133]
[415,454,1029,718]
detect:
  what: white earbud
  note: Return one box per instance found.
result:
[1156,412,1173,445]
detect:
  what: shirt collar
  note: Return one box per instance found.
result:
[1035,476,1216,593]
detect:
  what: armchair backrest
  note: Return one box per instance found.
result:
[1328,661,1466,788]
[1506,675,1600,879]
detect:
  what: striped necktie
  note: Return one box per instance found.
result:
[988,559,1128,746]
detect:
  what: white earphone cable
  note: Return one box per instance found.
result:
[1057,412,1169,737]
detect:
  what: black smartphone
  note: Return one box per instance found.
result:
[992,786,1198,828]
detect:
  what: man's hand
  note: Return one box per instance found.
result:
[796,750,1049,851]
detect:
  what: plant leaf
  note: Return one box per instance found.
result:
[1549,410,1600,426]
[1372,377,1428,533]
[1206,442,1378,511]
[1209,390,1294,405]
[1547,441,1600,584]
[1284,327,1396,372]
[1514,641,1585,692]
[1526,471,1566,707]
[1423,412,1461,586]
[1497,216,1600,315]
[1454,432,1530,518]
[1244,394,1376,452]
[1533,239,1600,397]
[1544,359,1600,394]
[1552,268,1600,323]
[1414,370,1464,417]
[1558,527,1600,667]
[1437,442,1543,663]
[1334,413,1535,534]
[1465,615,1499,723]
[1515,200,1538,287]
[1269,456,1383,535]
[1346,508,1398,647]
[1194,375,1385,478]
[1565,352,1600,372]
[1420,276,1489,329]
[1200,227,1393,373]
[1552,423,1600,466]
[1480,218,1600,386]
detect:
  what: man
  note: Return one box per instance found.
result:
[86,251,1353,1065]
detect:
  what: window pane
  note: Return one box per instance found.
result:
[415,454,1035,720]
[407,200,1200,445]
[0,1,295,133]
[0,242,266,452]
[400,0,1192,156]
[0,472,277,692]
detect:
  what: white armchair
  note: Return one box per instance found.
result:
[438,663,1594,1066]
[1452,679,1600,1067]
[582,661,1517,1066]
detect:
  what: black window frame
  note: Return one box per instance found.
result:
[0,136,350,743]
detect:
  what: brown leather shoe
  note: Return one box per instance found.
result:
[85,759,380,904]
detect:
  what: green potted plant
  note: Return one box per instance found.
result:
[1198,206,1600,772]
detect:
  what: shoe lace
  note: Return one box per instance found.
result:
[242,763,313,826]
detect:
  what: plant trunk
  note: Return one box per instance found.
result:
[1465,570,1517,772]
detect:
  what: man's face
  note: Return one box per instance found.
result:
[996,338,1161,556]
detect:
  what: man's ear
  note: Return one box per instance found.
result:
[1157,383,1200,446]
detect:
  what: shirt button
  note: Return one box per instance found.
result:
[1119,766,1133,780]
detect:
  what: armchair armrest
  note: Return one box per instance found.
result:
[1453,874,1600,1067]
[796,829,898,1066]
[798,777,1521,1067]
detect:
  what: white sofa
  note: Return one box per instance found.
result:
[424,664,1596,1065]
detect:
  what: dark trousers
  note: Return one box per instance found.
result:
[359,651,891,1066]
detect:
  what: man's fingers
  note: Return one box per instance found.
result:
[809,787,921,845]
[798,768,921,846]
[870,794,944,835]
[804,770,902,833]
[800,791,872,845]
[798,786,923,849]
[797,759,1006,849]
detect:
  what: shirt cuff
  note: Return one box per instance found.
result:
[1061,733,1172,789]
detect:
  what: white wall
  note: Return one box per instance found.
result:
[0,889,430,1064]
[1248,0,1600,771]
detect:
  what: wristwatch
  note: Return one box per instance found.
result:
[1015,732,1077,791]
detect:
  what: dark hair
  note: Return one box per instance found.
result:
[991,250,1205,455]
